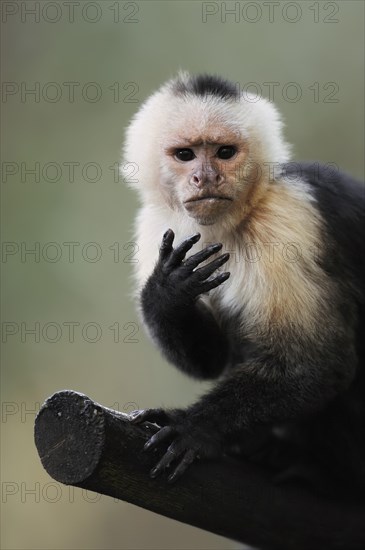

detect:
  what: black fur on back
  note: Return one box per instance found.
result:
[172,74,238,100]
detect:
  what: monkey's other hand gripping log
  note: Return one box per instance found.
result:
[130,407,222,483]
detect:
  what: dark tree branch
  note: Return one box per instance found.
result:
[34,390,365,550]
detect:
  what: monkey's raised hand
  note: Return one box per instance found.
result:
[141,229,231,380]
[144,229,230,306]
[130,408,222,483]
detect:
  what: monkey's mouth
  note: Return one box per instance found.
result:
[183,196,234,224]
[184,196,233,204]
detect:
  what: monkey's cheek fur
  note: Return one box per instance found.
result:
[184,198,233,225]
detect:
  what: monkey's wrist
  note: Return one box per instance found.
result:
[141,278,196,314]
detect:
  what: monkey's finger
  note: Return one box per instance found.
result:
[166,233,201,268]
[193,253,230,280]
[150,444,182,478]
[143,425,175,451]
[183,243,223,269]
[159,229,175,261]
[129,409,147,423]
[167,449,196,483]
[129,408,170,426]
[200,272,230,293]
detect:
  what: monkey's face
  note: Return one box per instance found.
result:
[162,130,248,226]
[123,76,291,227]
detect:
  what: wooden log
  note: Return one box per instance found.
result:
[34,390,365,550]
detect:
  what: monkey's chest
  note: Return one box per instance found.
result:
[204,256,264,325]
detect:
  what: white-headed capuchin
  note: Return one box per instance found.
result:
[122,72,364,492]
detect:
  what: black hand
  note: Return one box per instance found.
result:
[154,229,230,304]
[132,409,221,483]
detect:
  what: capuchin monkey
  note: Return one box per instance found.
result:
[122,73,365,491]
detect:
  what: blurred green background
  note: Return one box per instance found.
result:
[1,1,364,549]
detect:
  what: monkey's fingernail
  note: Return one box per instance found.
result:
[220,272,230,279]
[191,233,201,241]
[144,441,152,451]
[167,473,176,483]
[150,468,158,478]
[210,243,223,251]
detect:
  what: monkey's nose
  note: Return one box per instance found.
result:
[190,173,205,188]
[190,172,223,188]
[216,173,224,185]
[191,174,201,186]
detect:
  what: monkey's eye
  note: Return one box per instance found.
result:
[217,146,237,160]
[174,149,195,162]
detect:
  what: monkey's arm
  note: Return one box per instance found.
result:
[140,229,230,380]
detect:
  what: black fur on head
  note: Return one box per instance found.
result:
[172,73,238,100]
